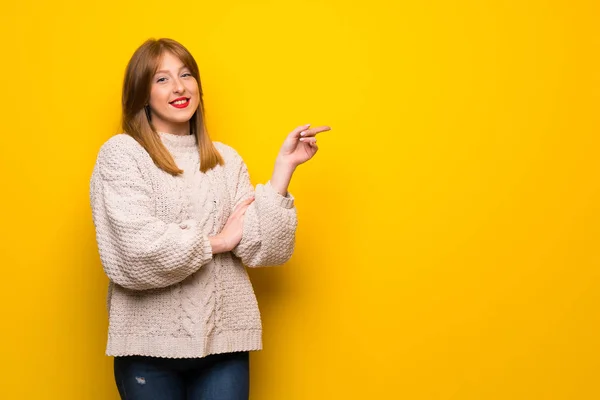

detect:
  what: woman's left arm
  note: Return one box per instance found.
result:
[230,124,331,267]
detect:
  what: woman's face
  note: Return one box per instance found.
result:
[148,51,199,135]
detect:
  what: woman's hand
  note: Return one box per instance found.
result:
[210,197,255,254]
[270,124,331,196]
[276,124,331,168]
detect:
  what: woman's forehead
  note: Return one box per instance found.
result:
[154,52,189,73]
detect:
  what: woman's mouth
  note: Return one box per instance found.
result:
[169,97,190,109]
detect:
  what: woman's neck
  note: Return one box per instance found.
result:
[154,122,190,136]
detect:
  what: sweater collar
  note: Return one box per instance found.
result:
[158,131,197,153]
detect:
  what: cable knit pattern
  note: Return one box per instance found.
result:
[90,132,297,358]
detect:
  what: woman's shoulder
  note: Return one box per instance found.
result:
[99,133,142,154]
[212,141,244,163]
[96,134,148,163]
[94,134,153,179]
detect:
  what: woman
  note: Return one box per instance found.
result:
[90,38,329,400]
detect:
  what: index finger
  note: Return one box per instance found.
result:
[300,126,331,137]
[289,124,312,139]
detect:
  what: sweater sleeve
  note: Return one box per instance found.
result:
[89,138,213,290]
[223,146,298,267]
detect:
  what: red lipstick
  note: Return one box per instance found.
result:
[169,97,190,109]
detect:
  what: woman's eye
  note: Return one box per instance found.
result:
[182,73,192,78]
[156,77,167,83]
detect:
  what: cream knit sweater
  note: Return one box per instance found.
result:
[90,132,297,358]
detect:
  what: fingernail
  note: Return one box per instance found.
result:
[300,131,306,136]
[299,138,305,142]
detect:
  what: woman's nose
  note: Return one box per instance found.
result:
[172,78,184,93]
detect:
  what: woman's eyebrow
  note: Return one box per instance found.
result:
[154,66,188,75]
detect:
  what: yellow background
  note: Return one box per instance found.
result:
[1,0,599,398]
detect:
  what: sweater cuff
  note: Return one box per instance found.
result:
[263,181,295,209]
[195,233,214,266]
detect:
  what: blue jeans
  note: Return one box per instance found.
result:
[113,352,250,400]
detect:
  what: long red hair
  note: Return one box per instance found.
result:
[122,38,223,175]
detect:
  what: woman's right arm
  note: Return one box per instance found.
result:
[90,139,214,291]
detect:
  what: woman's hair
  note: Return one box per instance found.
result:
[122,38,224,175]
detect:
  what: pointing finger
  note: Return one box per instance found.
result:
[290,124,312,138]
[299,126,331,138]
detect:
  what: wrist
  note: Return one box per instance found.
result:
[209,235,230,254]
[275,155,298,172]
[271,167,294,197]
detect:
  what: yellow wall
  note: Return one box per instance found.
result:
[1,0,599,398]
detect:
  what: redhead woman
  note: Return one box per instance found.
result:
[90,38,329,400]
